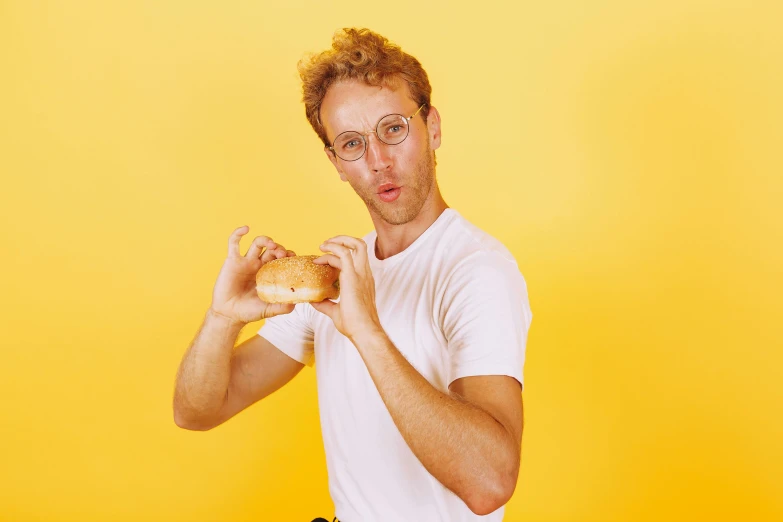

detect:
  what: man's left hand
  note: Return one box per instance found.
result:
[311,235,383,342]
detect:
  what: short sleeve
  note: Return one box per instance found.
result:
[439,251,533,389]
[257,303,316,367]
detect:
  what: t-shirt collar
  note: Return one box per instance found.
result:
[367,208,457,270]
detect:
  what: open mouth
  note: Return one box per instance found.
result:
[377,183,400,193]
[378,186,402,202]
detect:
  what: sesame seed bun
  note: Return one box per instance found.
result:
[255,255,340,304]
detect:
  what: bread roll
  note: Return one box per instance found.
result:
[256,255,339,304]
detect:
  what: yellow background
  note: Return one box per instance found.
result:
[1,0,781,520]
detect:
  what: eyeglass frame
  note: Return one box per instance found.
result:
[325,103,427,161]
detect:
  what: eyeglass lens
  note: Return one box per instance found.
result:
[333,114,410,161]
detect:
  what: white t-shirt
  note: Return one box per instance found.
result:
[258,208,533,521]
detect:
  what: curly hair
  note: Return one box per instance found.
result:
[297,28,432,147]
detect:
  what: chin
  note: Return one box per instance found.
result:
[381,212,416,225]
[376,200,427,225]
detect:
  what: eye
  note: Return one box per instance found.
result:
[380,120,407,138]
[335,133,363,152]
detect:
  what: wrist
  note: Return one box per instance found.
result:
[207,306,247,329]
[349,324,386,348]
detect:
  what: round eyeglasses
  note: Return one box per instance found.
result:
[326,104,426,161]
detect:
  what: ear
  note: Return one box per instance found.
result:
[324,148,348,182]
[426,105,442,151]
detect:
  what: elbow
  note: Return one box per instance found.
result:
[463,468,518,516]
[464,483,515,516]
[173,408,216,432]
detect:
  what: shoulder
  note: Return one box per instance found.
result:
[431,213,529,314]
[442,211,517,260]
[442,250,526,304]
[439,211,521,277]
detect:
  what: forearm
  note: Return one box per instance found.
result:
[173,308,245,426]
[351,329,519,511]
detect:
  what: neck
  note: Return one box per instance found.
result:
[371,189,449,260]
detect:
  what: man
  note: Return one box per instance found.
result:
[173,28,533,521]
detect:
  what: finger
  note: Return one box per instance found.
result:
[323,236,368,263]
[246,236,276,259]
[319,243,354,271]
[264,302,295,318]
[313,253,342,271]
[228,226,250,257]
[321,242,358,272]
[310,299,336,320]
[261,245,286,264]
[286,250,296,257]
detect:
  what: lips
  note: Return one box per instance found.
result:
[377,183,402,203]
[377,183,400,194]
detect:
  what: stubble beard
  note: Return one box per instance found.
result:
[351,142,436,226]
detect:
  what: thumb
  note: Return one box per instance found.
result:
[263,302,295,318]
[310,299,336,319]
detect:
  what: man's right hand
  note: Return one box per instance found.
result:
[209,225,297,325]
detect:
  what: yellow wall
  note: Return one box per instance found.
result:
[2,1,781,520]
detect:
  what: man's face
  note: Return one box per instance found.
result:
[320,79,441,225]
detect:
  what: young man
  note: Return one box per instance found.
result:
[174,28,533,521]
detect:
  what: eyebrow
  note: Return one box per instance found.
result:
[334,107,416,136]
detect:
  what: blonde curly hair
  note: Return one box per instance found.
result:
[297,28,432,147]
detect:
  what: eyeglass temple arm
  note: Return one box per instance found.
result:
[408,103,426,120]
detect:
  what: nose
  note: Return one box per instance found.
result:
[364,132,392,172]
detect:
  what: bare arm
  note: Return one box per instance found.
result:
[173,225,302,430]
[173,309,304,431]
[352,329,523,516]
[172,308,243,429]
